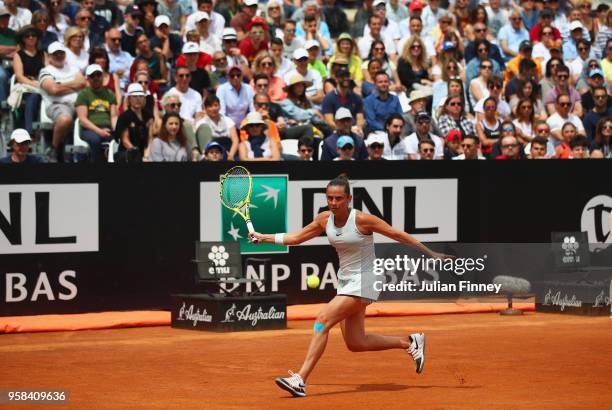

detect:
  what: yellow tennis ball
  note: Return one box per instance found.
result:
[307,275,320,289]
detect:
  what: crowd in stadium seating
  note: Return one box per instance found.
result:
[0,0,611,163]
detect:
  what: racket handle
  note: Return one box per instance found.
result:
[246,220,259,243]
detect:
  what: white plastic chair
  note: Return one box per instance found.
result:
[280,139,299,157]
[107,139,118,163]
[72,118,90,150]
[318,139,324,160]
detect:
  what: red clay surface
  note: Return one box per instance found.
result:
[1,312,611,409]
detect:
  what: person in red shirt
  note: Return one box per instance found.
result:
[529,8,561,42]
[239,17,268,64]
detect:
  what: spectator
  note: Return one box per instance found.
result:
[64,27,89,74]
[167,65,204,128]
[563,21,589,62]
[496,135,522,159]
[405,112,443,160]
[74,8,100,51]
[221,27,251,79]
[279,20,303,61]
[417,139,435,160]
[594,9,611,59]
[466,39,502,83]
[475,76,511,121]
[39,41,87,162]
[405,88,434,136]
[361,40,400,91]
[116,83,154,162]
[539,57,563,99]
[469,59,494,108]
[365,132,386,160]
[133,69,161,119]
[4,0,31,32]
[546,93,586,143]
[583,86,612,141]
[421,0,446,38]
[89,47,122,107]
[195,94,238,159]
[210,50,228,90]
[528,136,549,159]
[361,58,382,98]
[240,91,284,145]
[443,128,462,159]
[45,0,70,41]
[179,42,211,98]
[202,140,225,161]
[0,7,17,104]
[505,41,543,83]
[569,136,589,159]
[279,72,327,132]
[320,107,368,160]
[358,15,396,61]
[476,96,503,158]
[238,111,281,161]
[529,8,561,43]
[590,117,612,157]
[296,135,315,161]
[264,0,284,36]
[230,0,258,41]
[217,65,254,126]
[580,66,608,110]
[120,4,145,56]
[184,0,225,38]
[351,0,373,40]
[334,135,355,161]
[554,122,579,159]
[509,78,546,120]
[363,71,402,135]
[32,10,59,52]
[157,0,186,33]
[519,0,539,32]
[133,33,168,86]
[150,15,183,63]
[150,112,192,162]
[305,40,327,80]
[322,0,349,39]
[269,37,293,79]
[105,28,134,90]
[398,15,436,59]
[437,93,475,140]
[397,36,432,93]
[251,51,286,102]
[75,64,118,162]
[239,17,268,64]
[11,25,45,135]
[568,38,594,82]
[602,39,612,83]
[137,0,158,38]
[513,99,538,145]
[193,12,221,57]
[498,10,530,60]
[285,48,324,106]
[298,13,331,58]
[321,67,364,133]
[0,129,42,163]
[453,134,485,160]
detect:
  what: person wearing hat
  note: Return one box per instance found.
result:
[183,0,225,37]
[220,27,251,79]
[216,64,254,126]
[443,128,462,159]
[504,40,543,83]
[150,14,183,62]
[177,42,212,97]
[328,33,363,86]
[365,132,386,160]
[321,66,365,133]
[284,48,324,105]
[202,140,225,161]
[583,85,612,140]
[12,25,44,134]
[562,20,591,62]
[239,17,268,64]
[320,107,368,160]
[194,11,221,57]
[304,39,327,80]
[403,87,437,136]
[230,0,259,41]
[75,63,118,162]
[115,83,154,162]
[0,129,42,164]
[119,4,145,56]
[238,111,281,160]
[497,9,530,60]
[333,135,355,161]
[279,72,325,131]
[157,0,186,33]
[39,41,87,162]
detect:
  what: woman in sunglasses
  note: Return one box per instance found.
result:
[476,96,503,158]
[509,78,546,120]
[540,57,563,98]
[589,117,612,158]
[437,93,474,141]
[469,58,493,109]
[251,51,286,102]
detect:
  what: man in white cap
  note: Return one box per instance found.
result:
[220,27,251,79]
[39,41,87,162]
[150,14,183,62]
[230,0,259,41]
[562,21,590,62]
[304,39,327,79]
[75,63,118,162]
[0,129,42,164]
[365,132,386,160]
[195,11,221,56]
[320,107,368,160]
[181,42,211,96]
[284,48,324,105]
[105,28,134,89]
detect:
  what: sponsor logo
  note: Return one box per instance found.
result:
[221,303,285,326]
[201,178,458,252]
[208,245,231,275]
[0,184,99,254]
[580,195,612,250]
[543,289,583,311]
[561,236,581,264]
[177,302,212,326]
[4,270,78,302]
[593,291,611,308]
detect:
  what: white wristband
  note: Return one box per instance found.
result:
[274,233,285,245]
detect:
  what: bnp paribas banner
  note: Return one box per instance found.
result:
[200,176,458,254]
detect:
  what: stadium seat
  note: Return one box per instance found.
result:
[38,99,54,131]
[318,139,324,160]
[107,139,118,163]
[280,139,299,157]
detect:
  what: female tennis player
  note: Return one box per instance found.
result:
[248,174,450,398]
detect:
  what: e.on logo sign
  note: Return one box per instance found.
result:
[0,184,99,254]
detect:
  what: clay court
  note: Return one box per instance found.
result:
[2,312,611,409]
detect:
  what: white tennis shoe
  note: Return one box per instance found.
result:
[407,333,426,374]
[275,370,306,397]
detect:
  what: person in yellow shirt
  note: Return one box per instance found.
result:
[602,39,612,83]
[505,41,542,82]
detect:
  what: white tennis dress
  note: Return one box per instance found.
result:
[326,209,380,301]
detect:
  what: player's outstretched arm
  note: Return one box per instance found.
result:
[249,212,329,245]
[357,212,450,259]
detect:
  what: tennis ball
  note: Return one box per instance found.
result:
[307,275,320,289]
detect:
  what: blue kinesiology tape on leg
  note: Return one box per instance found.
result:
[313,323,324,333]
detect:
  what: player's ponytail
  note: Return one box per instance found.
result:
[327,173,351,195]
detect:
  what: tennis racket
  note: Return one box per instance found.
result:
[219,165,258,242]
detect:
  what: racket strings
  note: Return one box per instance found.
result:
[221,168,251,209]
